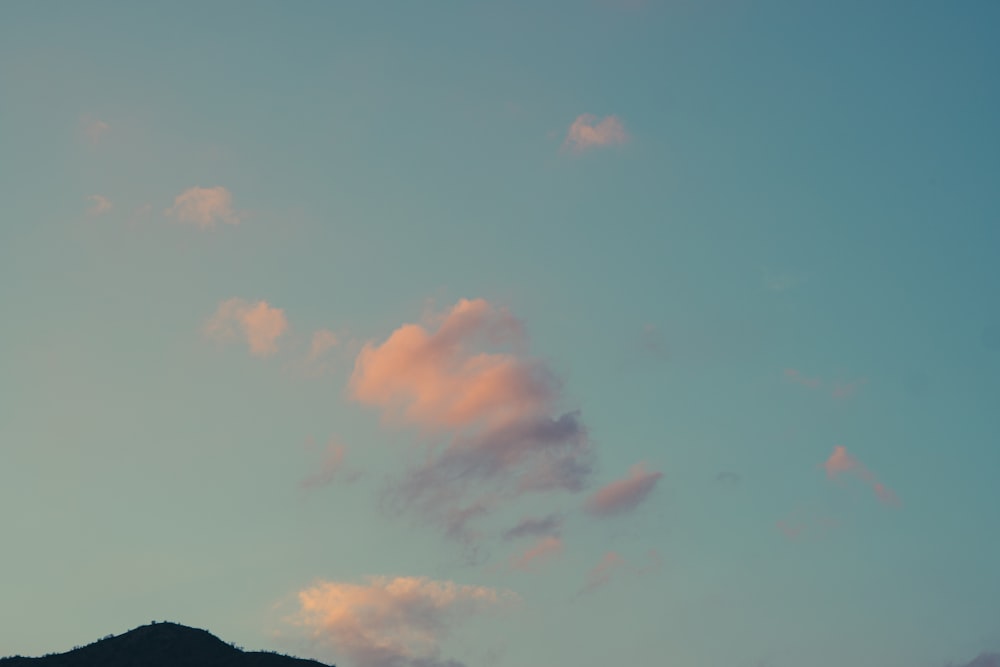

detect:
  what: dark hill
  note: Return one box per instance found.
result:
[0,622,332,667]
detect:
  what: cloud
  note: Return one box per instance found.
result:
[584,463,663,517]
[584,552,625,591]
[822,445,900,506]
[349,298,592,539]
[783,368,822,389]
[510,536,563,571]
[581,550,661,593]
[831,378,867,399]
[784,369,866,399]
[502,514,563,541]
[947,655,1000,667]
[309,329,339,361]
[716,471,741,484]
[562,114,628,153]
[204,298,289,357]
[86,195,112,216]
[288,576,515,667]
[166,186,239,227]
[83,118,109,145]
[301,438,353,489]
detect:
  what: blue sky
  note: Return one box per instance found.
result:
[2,2,999,667]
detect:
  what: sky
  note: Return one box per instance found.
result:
[1,2,999,666]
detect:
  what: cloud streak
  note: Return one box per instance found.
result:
[204,298,289,357]
[86,195,112,216]
[289,576,515,667]
[167,186,240,227]
[823,445,900,506]
[301,438,353,489]
[563,114,628,153]
[510,536,563,571]
[584,463,662,517]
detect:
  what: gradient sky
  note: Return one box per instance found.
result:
[2,2,1000,667]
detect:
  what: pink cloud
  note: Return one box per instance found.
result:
[822,445,900,506]
[584,463,663,517]
[308,329,339,361]
[585,551,625,591]
[86,195,112,216]
[562,114,628,153]
[301,438,352,489]
[831,378,867,399]
[510,536,563,571]
[349,299,592,539]
[83,118,109,145]
[783,368,822,389]
[289,576,515,667]
[204,298,288,357]
[166,186,239,227]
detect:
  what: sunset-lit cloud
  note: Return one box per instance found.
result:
[562,114,628,153]
[510,536,563,571]
[308,329,339,362]
[502,514,563,541]
[823,445,900,506]
[301,438,352,489]
[785,369,867,399]
[83,117,109,145]
[783,368,822,389]
[349,298,593,539]
[581,550,661,593]
[289,576,515,667]
[166,186,239,227]
[584,463,663,517]
[204,298,288,357]
[86,194,112,216]
[584,551,625,591]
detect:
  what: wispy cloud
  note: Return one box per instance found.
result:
[301,438,355,489]
[166,186,240,227]
[309,329,339,362]
[584,463,662,517]
[784,368,867,399]
[86,195,112,217]
[584,551,625,591]
[562,114,628,153]
[288,576,516,667]
[783,368,821,389]
[502,514,563,541]
[946,654,1000,667]
[82,117,109,145]
[349,298,592,540]
[510,536,563,571]
[204,298,289,357]
[823,445,900,506]
[581,550,660,593]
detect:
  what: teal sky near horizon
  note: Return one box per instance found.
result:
[2,2,999,667]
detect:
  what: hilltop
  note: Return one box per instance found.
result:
[0,622,331,667]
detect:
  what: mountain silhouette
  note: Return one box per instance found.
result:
[0,622,332,667]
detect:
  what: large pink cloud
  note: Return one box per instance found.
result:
[584,463,663,517]
[349,299,592,539]
[562,114,628,153]
[204,298,288,357]
[289,576,515,667]
[167,186,239,227]
[823,445,900,506]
